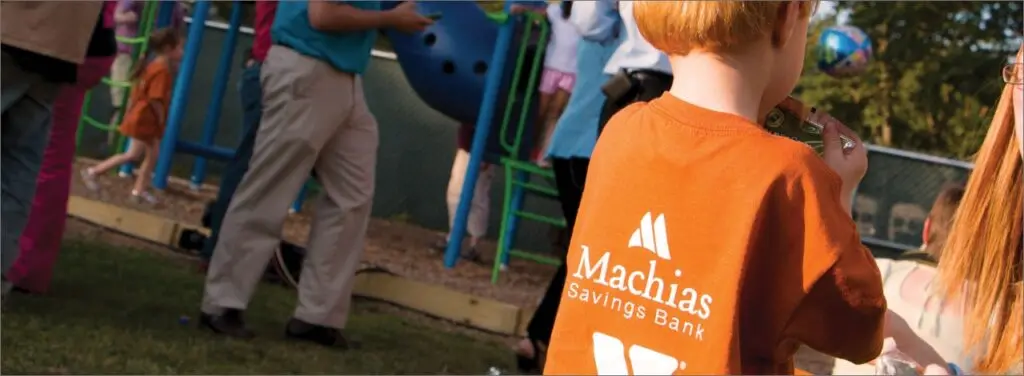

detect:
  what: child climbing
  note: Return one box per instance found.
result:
[81,28,183,205]
[510,1,580,167]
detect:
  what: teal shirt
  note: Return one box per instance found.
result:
[271,1,380,75]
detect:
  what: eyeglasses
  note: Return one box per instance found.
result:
[1003,63,1022,85]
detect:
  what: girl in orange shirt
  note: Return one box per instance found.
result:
[81,28,183,204]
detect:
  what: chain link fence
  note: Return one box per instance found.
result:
[854,145,973,256]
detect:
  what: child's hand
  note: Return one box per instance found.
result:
[816,112,866,205]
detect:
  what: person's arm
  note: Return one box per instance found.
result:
[114,0,138,24]
[307,0,393,32]
[779,160,887,364]
[570,0,619,42]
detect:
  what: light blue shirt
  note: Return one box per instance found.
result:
[271,1,380,75]
[545,0,622,159]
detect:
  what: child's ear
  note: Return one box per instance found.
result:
[770,1,800,48]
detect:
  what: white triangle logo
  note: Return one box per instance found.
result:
[628,212,671,260]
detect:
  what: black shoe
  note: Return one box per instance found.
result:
[461,247,484,265]
[199,308,255,339]
[285,318,355,349]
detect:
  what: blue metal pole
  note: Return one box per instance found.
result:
[444,1,516,268]
[290,183,308,214]
[156,0,176,28]
[152,0,210,190]
[190,1,241,189]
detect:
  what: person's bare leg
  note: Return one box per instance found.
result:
[133,141,158,193]
[533,92,554,161]
[86,139,145,175]
[536,89,571,167]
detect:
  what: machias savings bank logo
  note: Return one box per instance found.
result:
[565,211,716,373]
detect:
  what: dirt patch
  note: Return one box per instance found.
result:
[71,159,556,309]
[68,159,838,374]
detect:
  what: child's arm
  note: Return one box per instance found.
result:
[307,0,431,33]
[114,0,137,24]
[779,161,887,364]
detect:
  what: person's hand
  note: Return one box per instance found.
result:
[813,110,866,199]
[386,2,433,34]
[125,11,138,22]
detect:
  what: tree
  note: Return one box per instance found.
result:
[797,2,1022,159]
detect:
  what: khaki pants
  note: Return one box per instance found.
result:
[201,46,378,330]
[446,149,493,241]
[108,53,132,108]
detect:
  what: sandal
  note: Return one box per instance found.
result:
[515,338,547,374]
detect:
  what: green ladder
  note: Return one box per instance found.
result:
[491,13,564,284]
[77,1,160,157]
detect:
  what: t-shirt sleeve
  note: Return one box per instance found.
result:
[780,159,887,364]
[144,63,173,105]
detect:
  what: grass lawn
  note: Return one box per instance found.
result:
[1,238,516,374]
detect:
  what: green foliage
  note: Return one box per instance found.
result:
[798,2,1022,159]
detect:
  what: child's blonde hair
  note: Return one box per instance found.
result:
[634,1,817,56]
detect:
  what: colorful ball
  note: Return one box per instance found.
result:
[817,26,873,78]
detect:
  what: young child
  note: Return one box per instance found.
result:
[511,1,580,166]
[109,0,184,143]
[81,28,183,204]
[543,2,887,374]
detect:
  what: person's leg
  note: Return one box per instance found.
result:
[108,53,132,145]
[289,74,377,347]
[467,162,494,248]
[201,62,264,261]
[130,141,158,203]
[0,52,60,278]
[536,87,572,167]
[516,156,590,370]
[200,46,342,337]
[6,55,113,294]
[443,148,471,247]
[9,84,90,293]
[82,138,145,183]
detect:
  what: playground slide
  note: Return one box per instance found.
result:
[382,1,545,163]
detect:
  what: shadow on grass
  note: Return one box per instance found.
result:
[1,239,515,374]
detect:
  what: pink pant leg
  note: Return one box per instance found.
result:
[8,56,114,293]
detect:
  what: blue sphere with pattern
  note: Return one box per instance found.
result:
[817,26,873,78]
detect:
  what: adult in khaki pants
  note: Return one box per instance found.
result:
[1,1,106,301]
[199,0,432,348]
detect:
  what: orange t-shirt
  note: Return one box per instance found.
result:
[543,94,887,375]
[119,57,173,143]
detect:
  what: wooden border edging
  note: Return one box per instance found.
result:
[66,195,532,336]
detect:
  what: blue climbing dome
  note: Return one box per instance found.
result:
[383,2,499,125]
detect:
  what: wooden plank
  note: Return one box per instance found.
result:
[67,196,179,246]
[353,272,523,335]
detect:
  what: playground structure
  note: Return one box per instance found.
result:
[76,0,977,284]
[80,0,568,278]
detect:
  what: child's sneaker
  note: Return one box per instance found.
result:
[130,190,159,205]
[80,168,100,191]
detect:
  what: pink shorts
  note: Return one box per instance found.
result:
[539,68,575,94]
